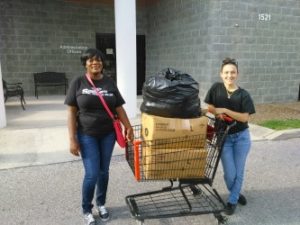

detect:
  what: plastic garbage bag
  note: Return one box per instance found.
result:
[140,68,201,118]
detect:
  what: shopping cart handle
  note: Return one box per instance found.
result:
[206,109,235,123]
[222,114,234,122]
[221,115,237,134]
[207,109,232,121]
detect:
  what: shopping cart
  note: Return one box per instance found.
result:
[125,116,235,225]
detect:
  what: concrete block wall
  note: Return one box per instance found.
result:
[1,0,299,103]
[146,0,213,98]
[145,0,300,103]
[0,0,147,96]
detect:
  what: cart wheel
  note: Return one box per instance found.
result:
[189,185,202,196]
[214,213,228,225]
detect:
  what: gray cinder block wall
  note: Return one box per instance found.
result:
[0,0,113,96]
[0,0,146,96]
[1,0,300,103]
[146,0,300,103]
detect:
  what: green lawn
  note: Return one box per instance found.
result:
[258,119,300,130]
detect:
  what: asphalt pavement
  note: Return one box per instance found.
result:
[0,96,300,225]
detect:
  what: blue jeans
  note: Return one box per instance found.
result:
[221,128,251,204]
[77,131,116,214]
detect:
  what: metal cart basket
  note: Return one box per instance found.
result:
[125,116,235,224]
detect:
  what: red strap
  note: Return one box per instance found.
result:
[85,74,115,120]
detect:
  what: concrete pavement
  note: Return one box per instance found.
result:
[0,95,300,225]
[0,96,140,170]
[1,95,299,170]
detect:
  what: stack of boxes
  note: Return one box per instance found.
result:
[141,113,208,179]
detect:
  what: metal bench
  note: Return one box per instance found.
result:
[2,79,26,110]
[33,72,68,98]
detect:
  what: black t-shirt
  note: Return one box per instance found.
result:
[64,75,125,137]
[204,82,255,134]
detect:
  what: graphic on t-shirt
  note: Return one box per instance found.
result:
[82,88,113,97]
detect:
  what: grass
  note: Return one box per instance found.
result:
[258,119,300,130]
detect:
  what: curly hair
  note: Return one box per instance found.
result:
[80,48,105,67]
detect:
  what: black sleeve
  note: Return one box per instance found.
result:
[204,82,219,105]
[241,90,256,115]
[64,76,80,107]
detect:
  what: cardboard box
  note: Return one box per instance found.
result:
[141,113,208,148]
[142,147,208,180]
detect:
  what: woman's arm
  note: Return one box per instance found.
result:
[207,104,250,123]
[116,106,134,142]
[67,106,80,156]
[216,108,249,123]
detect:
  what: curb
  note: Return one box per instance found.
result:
[249,124,300,141]
[264,128,300,140]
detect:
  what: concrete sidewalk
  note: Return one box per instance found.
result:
[1,95,300,170]
[0,96,139,169]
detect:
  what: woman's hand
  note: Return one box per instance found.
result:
[70,139,81,157]
[207,105,229,120]
[215,107,249,122]
[126,127,134,142]
[115,106,134,142]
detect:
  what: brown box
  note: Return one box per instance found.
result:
[142,147,208,180]
[141,113,208,148]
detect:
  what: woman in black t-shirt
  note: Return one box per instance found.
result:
[65,48,133,225]
[205,58,255,216]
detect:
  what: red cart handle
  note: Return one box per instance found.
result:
[207,109,234,122]
[221,114,234,122]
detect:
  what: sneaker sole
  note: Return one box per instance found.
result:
[100,216,110,222]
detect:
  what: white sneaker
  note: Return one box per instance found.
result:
[84,213,95,225]
[98,205,110,221]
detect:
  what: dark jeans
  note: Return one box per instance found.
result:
[77,131,116,214]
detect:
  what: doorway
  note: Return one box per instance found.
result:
[96,33,146,95]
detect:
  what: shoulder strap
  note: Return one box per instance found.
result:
[85,74,115,120]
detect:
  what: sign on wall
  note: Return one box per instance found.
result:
[258,13,271,21]
[60,45,88,54]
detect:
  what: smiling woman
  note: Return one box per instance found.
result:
[204,57,255,216]
[64,48,134,224]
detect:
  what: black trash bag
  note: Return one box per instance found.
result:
[140,68,201,118]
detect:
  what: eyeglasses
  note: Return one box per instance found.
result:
[222,58,238,67]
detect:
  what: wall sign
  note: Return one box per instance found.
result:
[60,45,88,54]
[258,13,271,21]
[106,48,114,55]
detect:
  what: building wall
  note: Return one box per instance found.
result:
[1,0,299,103]
[0,0,147,96]
[146,0,212,99]
[145,0,300,103]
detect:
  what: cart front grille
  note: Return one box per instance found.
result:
[126,184,225,220]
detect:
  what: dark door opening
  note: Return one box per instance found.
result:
[136,35,145,95]
[96,33,146,95]
[96,33,116,81]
